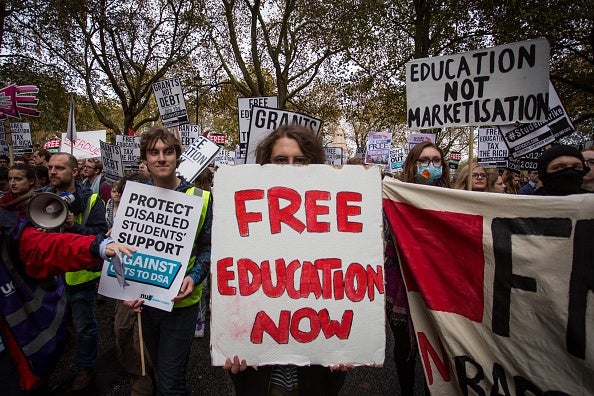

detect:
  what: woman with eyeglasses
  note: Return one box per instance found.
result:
[225,124,348,396]
[455,163,488,191]
[384,141,450,396]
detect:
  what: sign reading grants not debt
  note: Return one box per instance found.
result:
[406,39,550,129]
[210,165,385,366]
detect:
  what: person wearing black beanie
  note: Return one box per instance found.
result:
[535,144,591,196]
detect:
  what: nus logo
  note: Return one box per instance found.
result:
[140,293,153,301]
[1,281,16,297]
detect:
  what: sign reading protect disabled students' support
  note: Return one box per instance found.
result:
[383,180,594,394]
[98,182,204,311]
[210,165,385,366]
[406,38,550,129]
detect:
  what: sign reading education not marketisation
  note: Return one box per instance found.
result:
[406,39,550,129]
[210,165,385,366]
[98,182,204,311]
[499,81,576,158]
[245,106,322,164]
[152,77,189,127]
[383,180,594,395]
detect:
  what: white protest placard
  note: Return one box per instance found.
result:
[406,39,550,129]
[152,77,189,127]
[0,126,8,156]
[214,149,236,167]
[390,147,405,172]
[499,81,576,158]
[324,146,343,165]
[365,131,392,169]
[477,127,508,168]
[245,107,322,164]
[98,182,204,311]
[179,124,201,152]
[238,96,278,160]
[100,141,124,183]
[115,135,140,171]
[408,132,435,150]
[176,136,221,183]
[60,130,106,159]
[210,165,385,366]
[10,122,33,155]
[383,180,594,395]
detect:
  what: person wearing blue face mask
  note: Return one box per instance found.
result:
[383,141,450,396]
[401,141,451,188]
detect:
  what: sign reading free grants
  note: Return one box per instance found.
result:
[210,165,385,366]
[99,182,204,311]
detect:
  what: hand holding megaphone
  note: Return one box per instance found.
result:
[28,192,74,230]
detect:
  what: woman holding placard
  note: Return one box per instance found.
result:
[224,125,349,396]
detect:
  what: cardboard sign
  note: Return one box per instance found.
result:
[179,124,201,152]
[115,135,140,172]
[10,122,33,155]
[43,138,61,153]
[499,82,576,158]
[506,146,547,172]
[214,149,236,167]
[210,165,385,366]
[406,39,550,129]
[390,147,405,172]
[98,182,204,311]
[408,133,435,151]
[60,130,106,159]
[176,136,221,183]
[324,146,343,165]
[477,127,508,168]
[365,131,391,169]
[245,107,322,164]
[383,180,594,394]
[152,77,189,127]
[100,141,124,183]
[237,96,278,160]
[0,127,8,156]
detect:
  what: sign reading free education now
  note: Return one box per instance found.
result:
[406,38,550,129]
[210,165,385,366]
[98,182,205,311]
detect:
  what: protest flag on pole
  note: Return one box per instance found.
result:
[66,96,76,154]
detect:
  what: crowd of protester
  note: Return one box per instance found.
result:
[0,132,592,396]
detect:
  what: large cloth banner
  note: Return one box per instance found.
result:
[210,165,385,366]
[382,179,594,395]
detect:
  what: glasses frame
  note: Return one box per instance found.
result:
[416,157,442,167]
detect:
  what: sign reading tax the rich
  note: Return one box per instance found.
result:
[98,182,204,312]
[210,165,385,366]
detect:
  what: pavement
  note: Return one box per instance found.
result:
[48,297,425,395]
